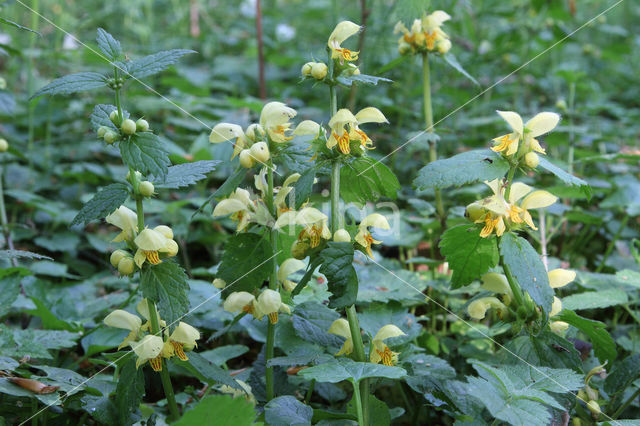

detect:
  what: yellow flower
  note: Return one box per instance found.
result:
[278,258,306,292]
[106,206,138,242]
[275,207,331,248]
[213,188,254,232]
[293,120,321,137]
[517,190,558,231]
[370,324,406,366]
[274,173,301,214]
[209,123,247,159]
[421,10,451,50]
[328,318,353,356]
[467,297,507,320]
[164,321,200,361]
[223,291,258,317]
[132,335,164,371]
[491,110,560,156]
[220,380,256,405]
[481,272,513,300]
[133,228,178,268]
[326,108,387,154]
[136,298,166,331]
[328,21,361,63]
[259,102,297,143]
[255,289,291,324]
[549,296,568,334]
[245,123,265,142]
[103,309,142,350]
[355,213,390,258]
[548,269,576,289]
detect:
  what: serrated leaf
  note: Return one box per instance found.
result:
[340,157,400,204]
[414,149,510,189]
[0,273,21,318]
[218,233,272,298]
[174,352,241,389]
[140,262,190,331]
[292,302,343,349]
[153,160,220,189]
[70,183,129,227]
[32,72,107,98]
[175,395,256,425]
[119,133,171,181]
[500,233,552,312]
[115,357,145,426]
[562,289,628,311]
[538,157,591,199]
[298,357,406,384]
[604,354,640,396]
[0,250,52,261]
[126,49,196,79]
[555,310,616,364]
[96,28,122,61]
[440,53,479,86]
[439,224,499,288]
[90,104,130,131]
[336,73,393,86]
[287,167,316,209]
[319,242,358,309]
[0,17,40,33]
[501,331,583,373]
[0,325,79,360]
[264,396,313,426]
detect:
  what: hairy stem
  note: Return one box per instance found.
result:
[612,386,640,419]
[352,380,365,426]
[265,159,278,401]
[114,67,123,121]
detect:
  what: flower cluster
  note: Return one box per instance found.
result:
[103,299,200,371]
[394,11,452,55]
[468,268,576,334]
[327,21,361,64]
[326,107,388,155]
[465,180,557,238]
[106,206,179,274]
[97,110,150,145]
[223,289,291,324]
[329,319,406,366]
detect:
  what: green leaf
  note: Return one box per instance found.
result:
[0,273,20,318]
[292,302,343,349]
[119,132,171,181]
[340,157,400,204]
[439,224,500,288]
[0,17,40,34]
[502,331,583,373]
[555,310,617,364]
[96,28,122,61]
[70,183,129,227]
[562,289,628,311]
[0,250,52,261]
[604,354,640,396]
[192,168,247,218]
[440,53,480,86]
[153,160,220,189]
[90,104,130,131]
[538,157,591,199]
[500,233,552,312]
[174,395,256,426]
[0,325,79,359]
[264,396,313,426]
[347,394,391,426]
[115,357,145,426]
[288,167,316,209]
[298,357,407,384]
[174,352,241,389]
[414,149,510,189]
[291,256,322,297]
[140,262,190,331]
[32,72,107,98]
[126,49,196,79]
[319,242,358,309]
[218,233,272,298]
[336,73,393,86]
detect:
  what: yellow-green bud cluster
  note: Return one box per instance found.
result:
[0,138,8,153]
[96,111,152,145]
[301,62,328,80]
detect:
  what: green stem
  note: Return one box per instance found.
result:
[136,197,145,232]
[27,0,39,166]
[114,67,123,121]
[0,164,17,267]
[422,53,444,223]
[612,386,640,419]
[304,379,315,404]
[330,161,341,233]
[146,299,179,420]
[503,164,518,202]
[597,213,629,273]
[265,159,278,401]
[352,381,365,426]
[567,82,576,175]
[499,238,526,309]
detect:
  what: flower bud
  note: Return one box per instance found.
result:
[586,400,600,417]
[353,68,360,75]
[97,126,109,138]
[136,118,149,132]
[212,278,226,289]
[117,257,135,275]
[291,240,310,260]
[525,152,539,168]
[121,119,137,135]
[245,124,264,142]
[577,389,587,401]
[465,201,485,222]
[0,138,8,152]
[301,62,314,77]
[103,130,118,144]
[437,39,452,54]
[398,41,411,55]
[139,181,155,197]
[110,249,129,268]
[109,110,121,125]
[0,77,6,90]
[333,229,351,242]
[311,62,328,80]
[572,418,582,426]
[249,142,270,164]
[239,149,255,168]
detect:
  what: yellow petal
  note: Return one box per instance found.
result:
[550,296,563,317]
[213,199,248,217]
[373,324,406,342]
[360,213,390,230]
[496,110,524,135]
[210,123,244,143]
[480,272,512,296]
[295,207,328,225]
[256,289,282,316]
[355,107,388,124]
[329,109,357,130]
[135,228,169,251]
[521,190,558,210]
[153,225,174,240]
[548,269,576,289]
[170,322,200,346]
[278,258,306,284]
[327,21,361,47]
[293,120,321,136]
[103,309,142,331]
[468,297,505,320]
[223,292,256,314]
[260,102,296,128]
[132,335,164,364]
[508,182,533,204]
[525,112,560,137]
[106,206,138,240]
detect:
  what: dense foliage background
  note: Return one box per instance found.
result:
[1,0,639,424]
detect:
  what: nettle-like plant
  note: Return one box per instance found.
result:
[33,30,225,421]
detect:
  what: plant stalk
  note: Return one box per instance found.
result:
[0,164,17,267]
[612,386,640,419]
[422,52,444,223]
[352,381,365,426]
[265,159,278,401]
